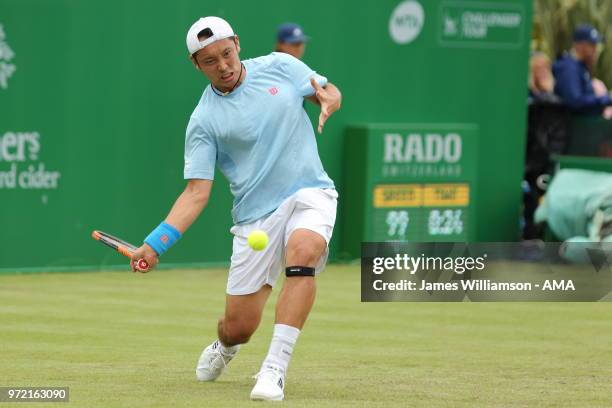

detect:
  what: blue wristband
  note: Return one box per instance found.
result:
[144,222,182,256]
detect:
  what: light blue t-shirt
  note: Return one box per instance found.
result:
[184,52,335,225]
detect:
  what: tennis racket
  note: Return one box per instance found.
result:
[91,230,150,272]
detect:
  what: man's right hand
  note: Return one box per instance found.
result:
[130,243,159,273]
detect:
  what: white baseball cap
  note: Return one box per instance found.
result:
[186,16,235,55]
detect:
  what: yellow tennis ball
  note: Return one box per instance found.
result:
[247,230,269,251]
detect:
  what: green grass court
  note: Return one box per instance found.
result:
[1,265,611,407]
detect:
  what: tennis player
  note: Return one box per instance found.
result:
[131,16,341,402]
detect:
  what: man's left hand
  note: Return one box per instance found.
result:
[310,78,342,134]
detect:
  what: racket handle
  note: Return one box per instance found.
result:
[132,258,150,272]
[118,245,149,272]
[117,246,132,258]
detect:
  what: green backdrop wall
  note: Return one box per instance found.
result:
[0,0,532,271]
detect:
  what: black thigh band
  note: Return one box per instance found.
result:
[285,266,315,277]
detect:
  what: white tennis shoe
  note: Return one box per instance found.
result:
[250,363,285,401]
[195,340,238,382]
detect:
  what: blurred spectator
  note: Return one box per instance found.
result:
[524,52,568,239]
[275,23,309,60]
[552,24,612,114]
[528,52,559,104]
[592,77,612,119]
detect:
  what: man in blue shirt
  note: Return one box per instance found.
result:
[275,22,309,60]
[131,16,341,402]
[552,24,612,114]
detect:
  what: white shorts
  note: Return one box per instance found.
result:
[226,188,338,295]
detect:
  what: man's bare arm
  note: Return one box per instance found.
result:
[165,179,213,233]
[305,79,342,134]
[131,179,212,270]
[305,82,341,105]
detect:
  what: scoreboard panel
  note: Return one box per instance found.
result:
[342,124,479,257]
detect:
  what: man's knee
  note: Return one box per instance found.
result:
[219,318,257,345]
[286,241,325,267]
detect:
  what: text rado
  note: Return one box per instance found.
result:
[384,133,462,163]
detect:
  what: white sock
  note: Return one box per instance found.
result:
[261,324,300,373]
[216,340,239,356]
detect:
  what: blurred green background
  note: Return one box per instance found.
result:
[0,0,532,270]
